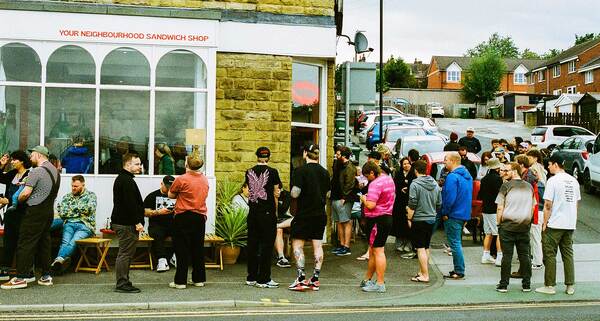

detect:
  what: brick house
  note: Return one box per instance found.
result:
[427,56,543,92]
[0,0,338,231]
[408,59,429,89]
[528,38,600,95]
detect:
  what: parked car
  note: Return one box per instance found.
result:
[397,116,448,142]
[365,119,425,149]
[422,151,481,182]
[427,102,445,118]
[392,135,446,159]
[530,125,595,150]
[358,111,404,133]
[583,134,600,194]
[550,135,596,182]
[381,125,427,153]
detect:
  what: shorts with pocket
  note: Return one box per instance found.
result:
[331,199,353,223]
[482,213,498,235]
[410,221,435,249]
[365,215,392,248]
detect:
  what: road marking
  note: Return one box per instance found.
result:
[2,301,600,320]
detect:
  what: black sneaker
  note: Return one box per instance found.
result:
[496,284,508,293]
[276,257,291,268]
[335,247,351,256]
[522,285,531,292]
[50,260,63,273]
[115,284,141,293]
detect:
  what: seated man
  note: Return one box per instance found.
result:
[274,189,292,268]
[51,175,97,271]
[143,175,176,272]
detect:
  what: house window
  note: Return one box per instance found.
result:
[553,65,561,78]
[553,89,562,95]
[291,60,327,174]
[585,71,594,84]
[514,73,526,84]
[537,70,546,82]
[528,74,534,84]
[567,86,576,94]
[447,70,460,83]
[568,61,576,73]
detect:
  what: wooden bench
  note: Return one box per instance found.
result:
[75,237,112,274]
[204,234,224,270]
[100,229,154,270]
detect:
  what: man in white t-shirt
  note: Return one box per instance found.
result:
[535,154,580,296]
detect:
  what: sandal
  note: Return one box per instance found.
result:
[356,254,369,261]
[411,275,430,283]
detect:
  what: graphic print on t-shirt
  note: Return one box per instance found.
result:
[155,196,176,210]
[248,169,269,203]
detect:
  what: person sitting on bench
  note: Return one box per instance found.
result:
[143,175,176,272]
[50,175,97,272]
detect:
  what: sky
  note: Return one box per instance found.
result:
[336,0,600,64]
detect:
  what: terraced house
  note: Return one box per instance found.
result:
[528,38,600,95]
[427,56,544,93]
[0,0,340,232]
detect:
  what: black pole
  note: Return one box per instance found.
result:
[378,0,384,144]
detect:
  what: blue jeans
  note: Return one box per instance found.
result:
[444,218,466,275]
[57,222,94,259]
[50,218,64,232]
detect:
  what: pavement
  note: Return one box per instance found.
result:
[1,229,600,312]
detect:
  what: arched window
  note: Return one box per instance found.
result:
[101,47,150,86]
[99,48,150,174]
[154,50,207,175]
[0,43,41,154]
[0,42,41,82]
[47,45,95,84]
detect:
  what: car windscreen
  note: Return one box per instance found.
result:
[401,140,445,155]
[532,127,547,135]
[387,128,426,141]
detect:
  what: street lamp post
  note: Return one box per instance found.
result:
[378,0,384,145]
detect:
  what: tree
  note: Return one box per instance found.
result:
[520,48,541,59]
[462,51,506,104]
[466,32,519,58]
[541,48,563,60]
[575,33,600,45]
[383,56,415,89]
[335,64,343,95]
[376,67,388,93]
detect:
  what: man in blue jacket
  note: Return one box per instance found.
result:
[441,153,473,280]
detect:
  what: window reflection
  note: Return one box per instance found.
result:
[292,63,320,124]
[0,43,41,82]
[0,86,40,154]
[101,48,150,86]
[47,45,95,84]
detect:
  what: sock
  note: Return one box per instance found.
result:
[312,269,320,281]
[297,268,305,281]
[483,251,490,258]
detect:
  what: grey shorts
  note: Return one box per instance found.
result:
[482,213,498,235]
[332,199,354,223]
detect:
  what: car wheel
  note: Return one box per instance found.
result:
[572,165,581,183]
[583,169,596,194]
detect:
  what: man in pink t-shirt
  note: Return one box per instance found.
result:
[359,161,395,293]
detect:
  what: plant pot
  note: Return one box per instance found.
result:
[221,245,241,265]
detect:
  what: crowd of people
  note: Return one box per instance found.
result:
[0,127,581,296]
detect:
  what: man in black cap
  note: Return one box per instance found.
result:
[288,144,330,291]
[2,146,60,290]
[245,147,282,288]
[144,175,176,273]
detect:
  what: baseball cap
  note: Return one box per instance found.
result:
[304,144,319,153]
[494,147,505,153]
[466,127,475,132]
[255,146,271,158]
[162,175,175,187]
[367,150,382,160]
[548,153,565,166]
[28,145,49,157]
[375,144,391,156]
[519,142,530,149]
[486,158,502,169]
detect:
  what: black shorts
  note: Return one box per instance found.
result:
[290,215,326,240]
[365,215,393,248]
[410,221,434,249]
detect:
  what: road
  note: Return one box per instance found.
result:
[4,302,600,321]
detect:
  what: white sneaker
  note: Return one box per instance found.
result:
[495,255,503,267]
[463,227,471,235]
[169,254,177,268]
[169,282,186,289]
[535,286,556,295]
[188,280,205,287]
[156,258,170,273]
[532,264,543,270]
[481,256,496,264]
[566,285,575,295]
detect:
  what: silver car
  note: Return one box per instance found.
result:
[550,135,596,182]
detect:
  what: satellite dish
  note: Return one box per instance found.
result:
[354,32,369,54]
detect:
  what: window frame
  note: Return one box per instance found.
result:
[567,85,576,94]
[568,60,576,73]
[290,59,328,168]
[553,65,561,78]
[538,70,545,82]
[0,40,215,177]
[585,70,594,84]
[446,70,460,83]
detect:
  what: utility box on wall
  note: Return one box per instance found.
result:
[341,62,376,109]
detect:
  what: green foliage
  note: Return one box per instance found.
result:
[216,178,241,212]
[462,51,506,104]
[376,56,415,92]
[376,67,388,93]
[335,64,343,95]
[542,49,563,60]
[520,48,541,59]
[466,33,519,58]
[214,205,248,248]
[575,33,600,45]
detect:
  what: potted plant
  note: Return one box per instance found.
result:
[215,204,247,264]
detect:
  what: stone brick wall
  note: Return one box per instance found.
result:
[215,53,292,186]
[59,0,335,16]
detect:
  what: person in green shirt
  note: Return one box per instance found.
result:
[155,143,175,175]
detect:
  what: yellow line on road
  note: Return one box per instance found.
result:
[2,301,600,320]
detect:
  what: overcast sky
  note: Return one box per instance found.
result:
[336,0,600,64]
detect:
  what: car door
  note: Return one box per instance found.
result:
[589,135,600,184]
[565,138,581,171]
